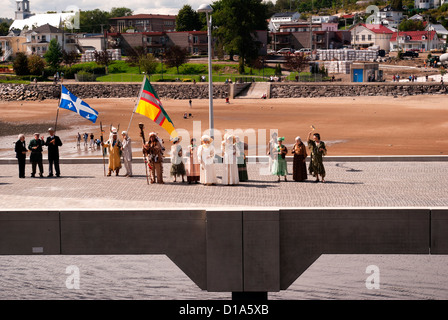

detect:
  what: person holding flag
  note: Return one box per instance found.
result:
[44,127,63,177]
[103,128,122,177]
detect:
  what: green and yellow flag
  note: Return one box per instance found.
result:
[135,76,178,138]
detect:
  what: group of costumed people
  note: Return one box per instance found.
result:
[268,129,327,183]
[15,125,326,184]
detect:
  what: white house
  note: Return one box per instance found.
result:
[10,0,78,31]
[414,0,442,9]
[351,23,394,51]
[376,5,404,30]
[425,23,448,41]
[269,12,301,32]
[23,24,78,57]
[390,30,442,51]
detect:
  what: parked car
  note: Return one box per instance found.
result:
[277,48,294,54]
[294,48,312,55]
[267,49,276,55]
[401,51,419,58]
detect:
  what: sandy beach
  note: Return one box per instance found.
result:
[1,95,448,157]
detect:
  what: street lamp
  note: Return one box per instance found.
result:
[198,3,214,139]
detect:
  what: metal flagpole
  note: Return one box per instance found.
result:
[54,84,63,133]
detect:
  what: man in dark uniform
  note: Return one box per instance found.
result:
[45,128,63,177]
[28,133,45,177]
[15,134,28,178]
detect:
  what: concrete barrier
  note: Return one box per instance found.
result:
[0,208,445,294]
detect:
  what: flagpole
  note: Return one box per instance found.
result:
[126,74,147,134]
[54,84,62,133]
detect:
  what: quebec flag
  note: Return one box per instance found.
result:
[59,85,99,123]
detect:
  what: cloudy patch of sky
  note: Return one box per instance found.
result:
[3,0,209,19]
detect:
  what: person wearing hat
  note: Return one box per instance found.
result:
[103,128,122,176]
[292,136,307,182]
[169,136,186,183]
[221,133,239,185]
[28,133,45,178]
[44,127,63,177]
[197,135,216,185]
[143,132,164,184]
[271,136,288,182]
[121,131,133,177]
[185,138,200,184]
[307,129,327,183]
[15,134,28,178]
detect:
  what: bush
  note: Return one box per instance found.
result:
[76,71,98,82]
[27,55,46,76]
[13,52,29,76]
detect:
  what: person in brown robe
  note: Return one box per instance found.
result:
[143,132,164,184]
[292,136,308,182]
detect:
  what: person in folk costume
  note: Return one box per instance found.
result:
[267,132,278,173]
[307,130,327,183]
[28,133,45,178]
[121,131,133,177]
[143,132,164,184]
[185,138,200,184]
[15,134,28,178]
[292,136,307,182]
[271,137,288,182]
[235,135,248,182]
[221,133,239,185]
[103,127,122,176]
[170,136,186,183]
[197,135,217,186]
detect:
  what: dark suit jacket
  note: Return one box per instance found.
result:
[15,140,27,160]
[45,136,63,160]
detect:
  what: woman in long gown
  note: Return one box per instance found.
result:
[271,137,288,182]
[292,136,307,182]
[197,135,217,186]
[267,132,278,173]
[221,134,239,185]
[170,137,186,183]
[307,130,327,183]
[186,138,200,184]
[235,136,248,182]
[121,131,133,177]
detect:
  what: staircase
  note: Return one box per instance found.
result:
[1,48,13,62]
[235,82,270,99]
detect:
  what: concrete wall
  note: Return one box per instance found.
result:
[1,208,446,293]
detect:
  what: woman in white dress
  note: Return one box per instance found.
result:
[197,135,216,185]
[267,132,278,172]
[121,131,133,177]
[221,134,239,185]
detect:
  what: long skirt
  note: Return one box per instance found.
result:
[170,163,186,177]
[186,157,200,183]
[309,155,326,178]
[272,157,288,176]
[293,154,307,182]
[237,156,248,181]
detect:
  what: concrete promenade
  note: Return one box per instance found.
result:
[1,157,448,210]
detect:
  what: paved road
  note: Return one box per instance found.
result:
[1,159,448,210]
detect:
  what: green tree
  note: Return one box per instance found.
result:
[13,52,29,75]
[62,50,79,66]
[176,4,204,31]
[93,50,111,73]
[44,38,63,69]
[164,45,189,74]
[398,19,424,31]
[139,53,158,76]
[0,21,11,36]
[213,0,269,69]
[109,7,133,18]
[79,9,110,33]
[27,55,46,75]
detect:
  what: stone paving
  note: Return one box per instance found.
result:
[1,159,448,210]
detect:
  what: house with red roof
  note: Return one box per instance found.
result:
[350,23,394,51]
[390,30,441,52]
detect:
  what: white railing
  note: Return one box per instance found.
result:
[1,48,13,62]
